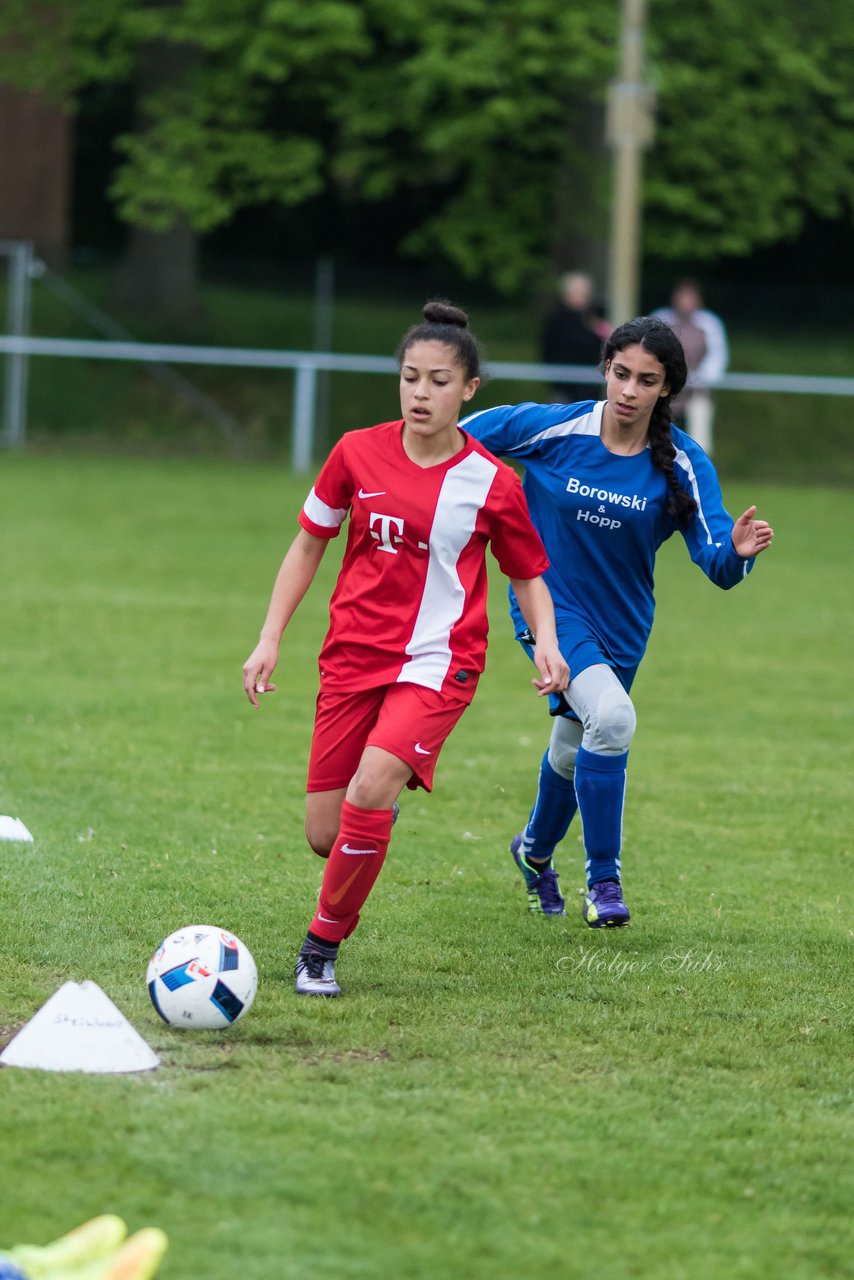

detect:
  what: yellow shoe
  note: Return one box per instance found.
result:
[2,1218,168,1280]
[4,1217,127,1278]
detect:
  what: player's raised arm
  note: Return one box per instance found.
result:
[242,528,329,707]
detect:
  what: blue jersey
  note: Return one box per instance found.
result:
[461,399,753,676]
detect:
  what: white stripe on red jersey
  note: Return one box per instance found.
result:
[303,485,348,530]
[398,450,498,692]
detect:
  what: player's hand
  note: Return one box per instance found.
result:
[732,505,774,558]
[531,643,570,696]
[242,638,280,707]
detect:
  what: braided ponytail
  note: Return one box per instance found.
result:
[648,403,697,526]
[602,316,697,527]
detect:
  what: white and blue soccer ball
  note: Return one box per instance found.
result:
[146,926,258,1030]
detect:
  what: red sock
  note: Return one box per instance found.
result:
[309,800,395,943]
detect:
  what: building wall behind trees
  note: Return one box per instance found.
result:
[0,82,71,265]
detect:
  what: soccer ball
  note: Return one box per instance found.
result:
[146,926,258,1030]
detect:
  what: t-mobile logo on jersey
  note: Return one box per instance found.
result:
[370,512,405,554]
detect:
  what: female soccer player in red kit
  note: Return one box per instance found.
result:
[243,302,568,996]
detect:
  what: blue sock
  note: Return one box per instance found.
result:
[521,749,578,861]
[574,746,628,886]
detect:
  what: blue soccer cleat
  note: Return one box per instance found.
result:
[582,879,631,928]
[510,834,566,916]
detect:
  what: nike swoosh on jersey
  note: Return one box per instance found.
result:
[341,843,378,855]
[414,742,432,755]
[357,488,385,499]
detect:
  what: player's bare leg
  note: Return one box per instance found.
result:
[305,787,347,858]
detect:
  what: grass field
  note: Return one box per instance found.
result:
[1,455,852,1279]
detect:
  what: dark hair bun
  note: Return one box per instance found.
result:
[422,300,469,329]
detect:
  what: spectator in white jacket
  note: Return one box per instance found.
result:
[654,280,728,455]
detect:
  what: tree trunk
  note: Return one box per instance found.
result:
[549,99,611,309]
[113,27,202,327]
[115,219,201,326]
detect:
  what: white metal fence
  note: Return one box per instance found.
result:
[3,331,854,471]
[3,239,854,471]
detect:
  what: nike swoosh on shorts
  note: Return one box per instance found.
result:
[414,743,432,755]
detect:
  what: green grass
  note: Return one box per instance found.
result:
[6,265,854,484]
[0,456,852,1279]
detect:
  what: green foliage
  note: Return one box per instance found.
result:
[0,1,852,286]
[0,458,852,1278]
[0,0,135,100]
[110,103,325,232]
[329,0,615,291]
[646,0,854,259]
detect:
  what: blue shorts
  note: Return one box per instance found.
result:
[514,622,638,718]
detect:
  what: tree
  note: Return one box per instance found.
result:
[1,0,852,299]
[327,0,616,292]
[0,0,616,296]
[645,0,854,261]
[0,1,375,314]
[98,0,617,292]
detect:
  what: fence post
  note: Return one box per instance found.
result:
[313,255,334,456]
[292,360,317,473]
[2,240,34,448]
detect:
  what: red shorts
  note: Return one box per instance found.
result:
[306,682,469,794]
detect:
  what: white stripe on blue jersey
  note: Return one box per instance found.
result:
[463,401,602,453]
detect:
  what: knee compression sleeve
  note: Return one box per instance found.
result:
[546,716,583,778]
[568,665,636,756]
[587,684,636,754]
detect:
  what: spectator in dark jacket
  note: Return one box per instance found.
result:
[541,272,605,403]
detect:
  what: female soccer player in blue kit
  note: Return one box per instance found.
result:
[462,315,773,927]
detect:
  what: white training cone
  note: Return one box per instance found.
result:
[0,816,33,842]
[0,980,159,1074]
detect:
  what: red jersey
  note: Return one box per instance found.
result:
[298,420,549,703]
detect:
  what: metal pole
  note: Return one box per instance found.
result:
[607,0,654,325]
[292,361,317,474]
[313,255,334,454]
[2,240,33,447]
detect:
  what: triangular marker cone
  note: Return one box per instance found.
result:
[0,816,33,842]
[0,980,160,1073]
